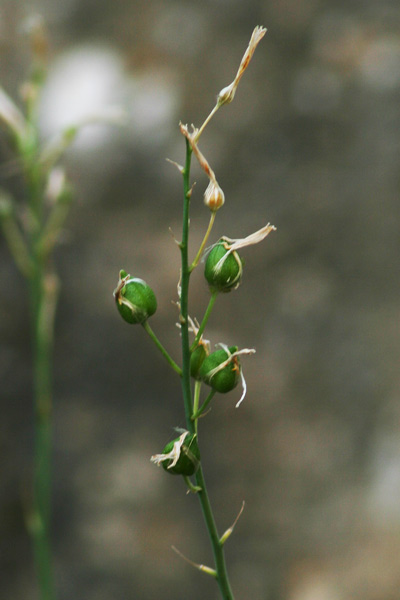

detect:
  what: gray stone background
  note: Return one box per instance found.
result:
[1,0,400,598]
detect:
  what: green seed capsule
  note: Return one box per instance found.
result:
[114,270,157,324]
[161,433,200,476]
[190,343,209,380]
[204,238,243,293]
[199,345,240,393]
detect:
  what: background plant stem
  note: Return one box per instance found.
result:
[29,263,57,600]
[24,107,57,600]
[180,138,234,600]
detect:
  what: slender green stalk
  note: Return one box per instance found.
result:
[22,120,57,599]
[194,102,220,141]
[190,290,218,351]
[16,51,58,598]
[180,138,234,599]
[142,320,182,376]
[180,139,195,435]
[192,380,202,434]
[190,210,216,272]
[191,389,216,422]
[195,466,235,600]
[29,264,57,600]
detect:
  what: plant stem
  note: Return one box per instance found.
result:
[191,389,216,422]
[195,102,220,141]
[190,290,218,351]
[190,210,216,272]
[195,466,235,600]
[180,139,195,435]
[0,195,33,277]
[180,137,234,599]
[142,320,182,376]
[29,264,57,600]
[192,380,202,434]
[24,94,57,599]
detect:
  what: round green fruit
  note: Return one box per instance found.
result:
[115,275,157,324]
[199,346,240,393]
[204,239,242,293]
[161,433,200,476]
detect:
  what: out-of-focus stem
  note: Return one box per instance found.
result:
[29,264,57,600]
[23,76,57,599]
[0,198,33,277]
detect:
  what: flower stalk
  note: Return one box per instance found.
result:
[117,25,273,600]
[142,320,182,376]
[190,291,218,351]
[0,20,79,600]
[178,133,235,598]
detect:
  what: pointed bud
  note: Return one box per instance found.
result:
[151,431,200,476]
[204,238,242,293]
[113,270,157,324]
[204,180,225,212]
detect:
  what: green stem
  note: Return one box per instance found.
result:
[180,139,195,434]
[29,262,57,600]
[183,476,202,494]
[190,290,218,351]
[142,321,182,376]
[180,137,234,599]
[195,466,235,600]
[190,210,216,272]
[0,198,33,277]
[192,380,202,434]
[191,389,216,422]
[23,88,57,599]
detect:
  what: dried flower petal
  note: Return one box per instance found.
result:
[202,343,256,405]
[213,223,276,273]
[217,26,267,106]
[151,431,189,469]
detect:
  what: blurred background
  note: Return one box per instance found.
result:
[1,0,400,598]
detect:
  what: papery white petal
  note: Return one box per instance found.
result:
[150,431,189,468]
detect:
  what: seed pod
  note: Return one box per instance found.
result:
[199,345,240,393]
[161,433,200,476]
[114,270,157,324]
[190,343,209,380]
[204,239,243,293]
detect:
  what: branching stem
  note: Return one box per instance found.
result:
[192,389,216,422]
[190,290,218,351]
[142,321,182,376]
[190,210,216,272]
[180,137,234,600]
